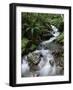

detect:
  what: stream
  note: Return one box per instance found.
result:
[21,25,64,77]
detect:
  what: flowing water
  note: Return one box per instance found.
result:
[21,25,63,77]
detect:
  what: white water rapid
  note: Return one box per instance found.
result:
[21,25,60,77]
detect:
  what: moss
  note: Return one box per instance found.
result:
[21,38,29,49]
[56,33,64,45]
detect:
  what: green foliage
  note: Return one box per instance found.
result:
[21,12,64,55]
[22,13,52,40]
[42,14,64,28]
[21,38,29,53]
[56,33,64,45]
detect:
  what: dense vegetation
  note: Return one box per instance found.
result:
[21,13,64,56]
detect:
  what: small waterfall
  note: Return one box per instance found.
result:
[21,25,60,77]
[51,25,60,37]
[41,25,60,45]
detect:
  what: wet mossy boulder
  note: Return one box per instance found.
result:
[27,53,40,71]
